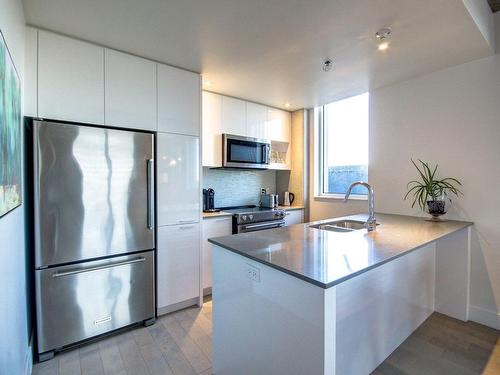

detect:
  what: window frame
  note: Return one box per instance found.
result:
[314,97,368,201]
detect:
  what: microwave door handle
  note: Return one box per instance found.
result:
[264,144,270,164]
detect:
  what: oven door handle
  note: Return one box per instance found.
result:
[242,220,285,231]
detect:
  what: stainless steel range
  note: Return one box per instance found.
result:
[224,206,286,233]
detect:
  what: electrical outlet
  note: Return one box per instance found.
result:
[261,188,266,195]
[245,264,260,282]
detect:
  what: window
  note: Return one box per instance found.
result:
[317,93,369,198]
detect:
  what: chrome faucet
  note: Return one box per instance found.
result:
[344,181,377,232]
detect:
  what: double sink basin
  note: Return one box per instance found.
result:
[310,219,370,233]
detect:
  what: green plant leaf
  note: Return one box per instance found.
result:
[405,158,463,211]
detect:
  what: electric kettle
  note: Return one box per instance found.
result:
[280,191,295,206]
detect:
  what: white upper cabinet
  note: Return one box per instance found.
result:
[201,90,292,169]
[202,91,223,167]
[221,96,246,136]
[157,133,200,226]
[266,108,291,143]
[105,49,156,130]
[158,64,200,136]
[38,31,104,124]
[246,102,268,139]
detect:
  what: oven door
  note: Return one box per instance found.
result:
[236,220,285,233]
[223,134,270,169]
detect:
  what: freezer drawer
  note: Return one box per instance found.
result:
[35,251,155,354]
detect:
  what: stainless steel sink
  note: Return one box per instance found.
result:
[310,219,368,232]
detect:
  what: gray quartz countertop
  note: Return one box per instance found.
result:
[208,213,472,289]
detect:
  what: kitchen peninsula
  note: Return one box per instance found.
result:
[209,213,472,375]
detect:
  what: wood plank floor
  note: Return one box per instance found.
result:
[33,299,499,375]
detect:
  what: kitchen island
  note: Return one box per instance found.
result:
[209,213,472,375]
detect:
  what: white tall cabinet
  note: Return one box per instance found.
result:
[104,49,157,130]
[156,74,202,314]
[37,31,105,124]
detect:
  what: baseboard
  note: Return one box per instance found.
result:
[469,305,500,330]
[157,297,199,316]
[24,334,33,375]
[203,287,212,297]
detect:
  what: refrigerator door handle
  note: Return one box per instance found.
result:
[52,257,146,278]
[147,158,154,230]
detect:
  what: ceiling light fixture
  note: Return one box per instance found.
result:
[284,102,291,108]
[203,80,212,87]
[322,59,334,72]
[375,27,392,51]
[378,42,389,51]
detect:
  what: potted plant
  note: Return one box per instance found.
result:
[404,159,463,221]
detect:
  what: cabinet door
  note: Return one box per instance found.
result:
[158,64,200,136]
[246,102,268,139]
[202,217,232,289]
[222,96,246,136]
[202,91,222,167]
[284,210,304,226]
[38,31,104,124]
[157,133,200,226]
[267,108,291,143]
[105,49,156,130]
[157,224,200,309]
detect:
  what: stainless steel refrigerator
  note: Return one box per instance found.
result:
[32,120,156,360]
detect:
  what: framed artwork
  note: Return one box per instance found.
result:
[0,29,22,217]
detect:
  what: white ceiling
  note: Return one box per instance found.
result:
[22,0,494,111]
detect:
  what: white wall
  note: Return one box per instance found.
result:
[310,14,500,328]
[0,0,29,373]
[369,51,500,329]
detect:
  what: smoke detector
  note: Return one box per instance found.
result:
[375,28,392,40]
[322,59,334,72]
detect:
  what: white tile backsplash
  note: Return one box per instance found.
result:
[202,167,276,208]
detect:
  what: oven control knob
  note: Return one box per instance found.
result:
[249,215,253,220]
[242,215,247,221]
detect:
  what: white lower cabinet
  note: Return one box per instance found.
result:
[202,216,232,290]
[284,209,304,226]
[157,224,200,312]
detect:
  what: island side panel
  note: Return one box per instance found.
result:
[435,226,471,321]
[212,245,333,375]
[335,243,436,375]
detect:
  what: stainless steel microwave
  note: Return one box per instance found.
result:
[222,134,271,169]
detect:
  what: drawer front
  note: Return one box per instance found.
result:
[36,251,155,353]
